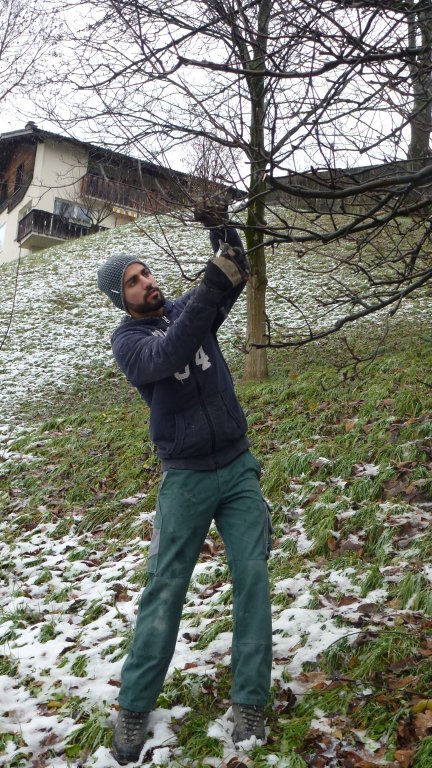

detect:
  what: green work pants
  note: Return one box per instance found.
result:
[118,450,272,712]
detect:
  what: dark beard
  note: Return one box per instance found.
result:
[127,289,166,316]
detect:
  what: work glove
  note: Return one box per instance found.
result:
[193,195,230,228]
[224,244,250,280]
[208,227,249,279]
[202,244,244,297]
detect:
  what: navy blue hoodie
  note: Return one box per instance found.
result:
[111,229,250,471]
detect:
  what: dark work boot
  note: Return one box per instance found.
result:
[232,704,265,744]
[112,707,150,765]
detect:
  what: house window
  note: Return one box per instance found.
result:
[54,198,91,225]
[14,163,25,193]
[19,201,33,220]
[0,179,7,204]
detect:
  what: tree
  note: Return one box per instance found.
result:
[407,0,432,160]
[184,135,241,195]
[34,0,432,377]
[0,0,60,108]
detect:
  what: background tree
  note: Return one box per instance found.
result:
[184,135,241,196]
[0,0,60,109]
[31,0,432,377]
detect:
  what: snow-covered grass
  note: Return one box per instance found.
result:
[1,217,432,768]
[1,213,430,422]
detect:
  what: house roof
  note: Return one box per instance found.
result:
[0,122,188,180]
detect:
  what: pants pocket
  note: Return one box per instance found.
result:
[147,475,167,575]
[147,525,160,575]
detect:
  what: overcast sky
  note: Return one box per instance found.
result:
[0,1,413,177]
[2,96,33,134]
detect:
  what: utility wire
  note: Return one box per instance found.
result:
[0,243,22,352]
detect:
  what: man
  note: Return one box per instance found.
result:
[97,209,272,765]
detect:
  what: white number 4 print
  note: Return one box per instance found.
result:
[195,346,211,371]
[174,346,212,382]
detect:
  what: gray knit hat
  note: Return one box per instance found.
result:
[97,253,148,311]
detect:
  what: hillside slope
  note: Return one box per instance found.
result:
[1,220,431,768]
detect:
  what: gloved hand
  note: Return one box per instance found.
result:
[222,243,250,280]
[193,195,230,228]
[202,247,244,296]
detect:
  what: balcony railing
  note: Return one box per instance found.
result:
[81,173,168,212]
[17,209,106,244]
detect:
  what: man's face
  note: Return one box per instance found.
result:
[123,262,165,318]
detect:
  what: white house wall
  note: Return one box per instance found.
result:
[0,139,126,265]
[31,140,88,214]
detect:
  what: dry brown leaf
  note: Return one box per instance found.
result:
[113,583,131,602]
[345,419,358,432]
[226,756,254,768]
[297,671,327,688]
[338,595,360,606]
[340,748,389,767]
[413,709,432,738]
[40,731,58,747]
[31,759,49,768]
[388,675,417,690]
[356,602,381,613]
[340,538,364,553]
[394,748,416,768]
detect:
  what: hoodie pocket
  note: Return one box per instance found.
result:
[167,390,247,459]
[219,389,248,433]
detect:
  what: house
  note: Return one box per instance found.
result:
[265,159,432,215]
[0,122,191,264]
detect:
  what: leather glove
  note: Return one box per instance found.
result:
[202,246,244,296]
[223,244,250,280]
[193,195,230,228]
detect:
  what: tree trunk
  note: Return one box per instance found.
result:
[407,0,432,162]
[244,181,268,379]
[242,0,270,380]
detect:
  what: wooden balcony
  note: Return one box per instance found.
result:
[17,209,106,249]
[81,173,170,213]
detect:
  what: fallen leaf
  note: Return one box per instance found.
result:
[40,731,58,746]
[356,602,381,613]
[113,583,131,602]
[297,671,327,688]
[339,537,364,553]
[394,748,416,767]
[338,595,360,606]
[227,756,254,767]
[345,419,358,432]
[388,675,417,690]
[413,710,432,738]
[31,759,49,768]
[46,700,63,710]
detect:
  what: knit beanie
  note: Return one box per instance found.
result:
[97,253,148,312]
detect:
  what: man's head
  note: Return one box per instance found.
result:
[97,253,165,318]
